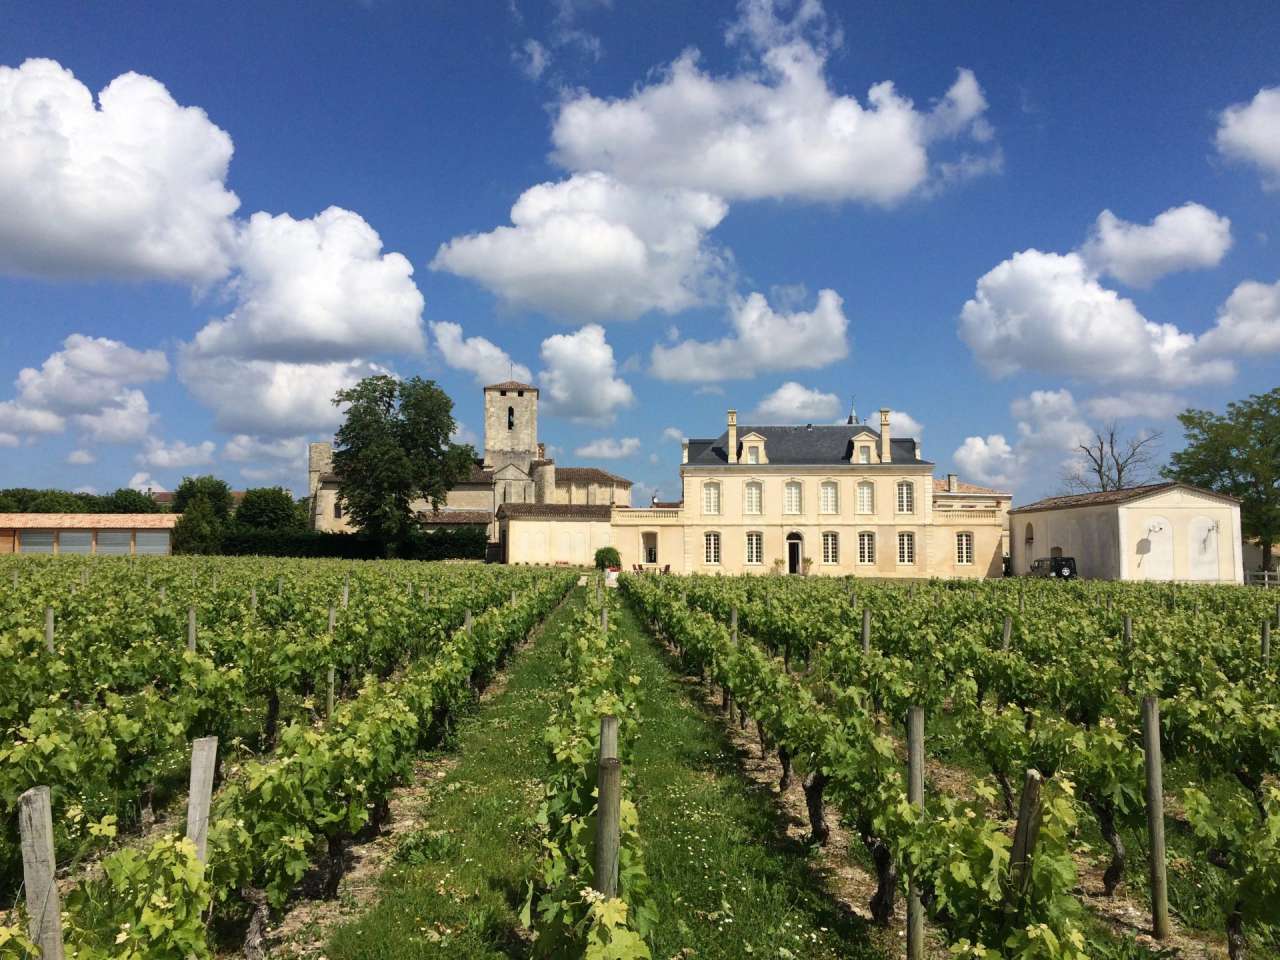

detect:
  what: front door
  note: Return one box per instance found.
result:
[787,537,802,575]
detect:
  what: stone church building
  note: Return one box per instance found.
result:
[307,381,633,544]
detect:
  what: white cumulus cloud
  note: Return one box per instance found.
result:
[128,471,166,493]
[749,381,839,423]
[887,410,923,437]
[537,324,634,423]
[137,437,216,469]
[431,321,532,386]
[192,208,425,362]
[550,4,995,204]
[67,449,95,465]
[959,249,1234,387]
[651,288,848,381]
[574,436,641,458]
[0,58,238,283]
[953,389,1093,491]
[662,426,684,442]
[1197,278,1280,356]
[1084,392,1185,421]
[432,172,728,321]
[1081,203,1232,287]
[223,434,307,463]
[1216,86,1280,190]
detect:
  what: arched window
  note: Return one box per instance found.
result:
[956,531,974,565]
[507,406,515,430]
[744,481,762,515]
[896,481,915,514]
[784,480,803,514]
[1024,522,1035,545]
[857,481,874,514]
[702,481,721,515]
[820,481,839,514]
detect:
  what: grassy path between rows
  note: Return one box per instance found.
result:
[323,586,884,959]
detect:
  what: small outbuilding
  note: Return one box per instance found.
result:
[495,503,614,566]
[0,513,179,556]
[1009,482,1242,583]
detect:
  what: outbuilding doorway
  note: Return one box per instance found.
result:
[786,532,803,575]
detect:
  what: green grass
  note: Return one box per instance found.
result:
[324,588,885,959]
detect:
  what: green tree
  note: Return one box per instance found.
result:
[26,489,90,513]
[332,375,475,552]
[594,546,621,569]
[171,494,223,554]
[1164,387,1280,571]
[236,487,302,530]
[103,487,161,513]
[172,476,234,521]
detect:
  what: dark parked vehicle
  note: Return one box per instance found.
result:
[1029,556,1077,579]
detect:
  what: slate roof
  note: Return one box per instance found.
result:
[555,467,633,486]
[497,503,613,521]
[1010,482,1239,514]
[485,380,538,393]
[0,513,179,529]
[933,477,1010,497]
[685,425,928,466]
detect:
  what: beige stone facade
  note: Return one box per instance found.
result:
[607,408,1011,578]
[1010,482,1243,582]
[308,380,632,544]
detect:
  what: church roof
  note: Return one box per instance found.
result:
[485,380,538,393]
[555,466,633,486]
[685,425,928,467]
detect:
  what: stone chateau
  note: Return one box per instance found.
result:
[309,380,1013,578]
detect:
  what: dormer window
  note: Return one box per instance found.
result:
[859,446,871,464]
[747,445,759,464]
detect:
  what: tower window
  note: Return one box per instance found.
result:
[517,390,524,397]
[500,390,507,396]
[508,406,514,430]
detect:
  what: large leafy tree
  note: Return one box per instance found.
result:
[1163,388,1280,572]
[332,375,475,551]
[172,495,223,554]
[172,476,235,521]
[236,487,302,530]
[103,487,160,513]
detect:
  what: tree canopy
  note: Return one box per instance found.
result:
[332,375,475,550]
[236,487,302,531]
[172,495,223,554]
[172,476,235,521]
[0,487,160,514]
[1164,387,1280,571]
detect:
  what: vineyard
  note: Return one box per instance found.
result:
[1,559,1277,959]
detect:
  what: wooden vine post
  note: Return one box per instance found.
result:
[342,572,350,609]
[594,715,621,899]
[185,737,219,863]
[861,607,871,655]
[1005,769,1044,915]
[600,605,609,632]
[43,606,55,654]
[18,786,64,960]
[1001,615,1013,652]
[187,605,197,653]
[1263,619,1271,664]
[906,706,925,960]
[327,604,337,717]
[1141,696,1171,940]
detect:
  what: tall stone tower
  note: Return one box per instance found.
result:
[483,381,539,472]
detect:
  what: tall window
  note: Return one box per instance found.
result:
[857,481,874,514]
[703,481,721,515]
[747,445,760,464]
[334,500,344,519]
[744,481,762,515]
[820,481,839,514]
[784,481,802,514]
[956,532,974,565]
[822,532,839,564]
[858,531,876,564]
[896,481,915,514]
[507,406,515,430]
[898,531,915,564]
[745,532,763,565]
[859,446,871,464]
[704,532,721,564]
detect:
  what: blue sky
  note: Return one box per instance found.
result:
[1,0,1278,505]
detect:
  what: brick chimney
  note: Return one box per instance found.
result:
[727,409,738,464]
[878,408,891,462]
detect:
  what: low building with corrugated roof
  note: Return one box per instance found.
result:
[0,513,179,556]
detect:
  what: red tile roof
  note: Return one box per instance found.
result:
[485,380,538,392]
[497,503,613,521]
[555,467,632,486]
[1011,482,1238,514]
[932,477,1010,496]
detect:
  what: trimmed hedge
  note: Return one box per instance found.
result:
[217,526,488,561]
